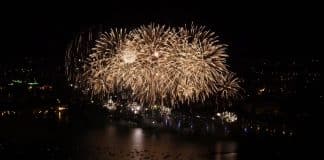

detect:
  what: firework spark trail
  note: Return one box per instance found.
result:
[66,24,242,107]
[65,26,106,92]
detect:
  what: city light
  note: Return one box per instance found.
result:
[58,106,68,111]
[128,102,142,114]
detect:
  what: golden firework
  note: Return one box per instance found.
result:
[66,24,241,107]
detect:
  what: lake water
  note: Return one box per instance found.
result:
[0,111,307,160]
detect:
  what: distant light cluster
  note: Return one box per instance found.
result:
[217,111,238,123]
[66,24,241,107]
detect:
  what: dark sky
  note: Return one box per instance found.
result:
[1,3,321,65]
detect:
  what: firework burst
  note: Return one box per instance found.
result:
[66,24,241,107]
[217,72,242,101]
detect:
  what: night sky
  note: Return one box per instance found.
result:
[1,3,321,66]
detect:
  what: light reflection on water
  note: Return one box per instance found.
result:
[131,128,144,150]
[0,112,298,160]
[215,142,237,160]
[0,107,300,159]
[73,124,238,160]
[0,112,240,160]
[58,111,62,121]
